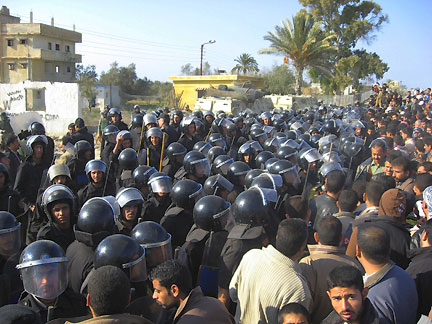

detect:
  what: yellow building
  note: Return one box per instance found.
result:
[0,6,82,83]
[169,74,264,109]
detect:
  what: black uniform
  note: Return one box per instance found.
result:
[218,225,267,291]
[0,186,22,219]
[178,134,198,152]
[66,228,106,295]
[67,158,89,191]
[77,182,116,209]
[36,223,75,252]
[113,120,129,131]
[0,251,22,306]
[143,143,163,170]
[161,125,179,145]
[160,206,194,249]
[142,194,171,223]
[162,158,182,179]
[18,289,87,323]
[42,135,55,167]
[70,127,95,158]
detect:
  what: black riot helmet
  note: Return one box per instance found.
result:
[94,234,147,283]
[250,173,283,194]
[207,146,226,164]
[148,172,172,194]
[297,148,322,171]
[193,141,212,156]
[193,195,231,232]
[0,211,21,256]
[41,184,75,224]
[77,197,116,235]
[264,157,279,171]
[263,137,280,152]
[276,146,297,162]
[131,221,172,269]
[320,119,339,135]
[131,114,143,128]
[255,151,274,169]
[268,159,301,187]
[249,128,266,143]
[108,107,122,119]
[74,140,92,160]
[167,142,187,162]
[183,150,211,178]
[180,116,195,134]
[213,154,234,176]
[132,165,157,188]
[204,174,234,196]
[28,121,45,135]
[16,240,68,300]
[245,169,266,188]
[118,148,138,170]
[208,133,227,150]
[227,161,251,187]
[238,140,263,167]
[170,179,205,210]
[26,135,47,155]
[231,187,271,227]
[103,124,119,144]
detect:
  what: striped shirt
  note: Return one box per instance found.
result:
[229,245,312,324]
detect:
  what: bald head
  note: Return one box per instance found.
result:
[357,224,390,265]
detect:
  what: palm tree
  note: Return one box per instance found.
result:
[259,10,336,95]
[231,53,259,74]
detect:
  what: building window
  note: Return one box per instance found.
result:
[55,65,60,73]
[19,63,28,69]
[7,39,13,46]
[7,63,15,70]
[67,66,71,73]
[55,44,60,51]
[65,45,70,52]
[48,42,52,50]
[19,39,26,45]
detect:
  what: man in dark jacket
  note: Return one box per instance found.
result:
[323,265,380,324]
[4,134,21,186]
[70,118,95,158]
[406,219,432,319]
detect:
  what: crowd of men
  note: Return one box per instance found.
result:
[0,85,431,324]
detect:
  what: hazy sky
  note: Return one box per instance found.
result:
[4,0,431,89]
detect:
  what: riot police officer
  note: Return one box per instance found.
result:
[67,140,92,190]
[117,148,138,191]
[17,240,87,322]
[131,221,172,271]
[77,159,115,208]
[108,108,128,131]
[142,172,172,223]
[178,116,198,152]
[175,150,211,185]
[132,165,157,199]
[141,127,165,169]
[100,124,119,164]
[130,113,144,152]
[226,161,251,203]
[28,121,55,167]
[66,197,116,294]
[162,142,187,179]
[218,187,272,309]
[203,174,234,200]
[161,179,205,248]
[0,212,22,306]
[37,184,76,251]
[184,195,232,295]
[0,163,21,218]
[115,187,145,236]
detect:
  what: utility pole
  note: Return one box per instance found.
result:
[200,40,215,76]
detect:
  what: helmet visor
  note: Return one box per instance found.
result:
[20,262,68,300]
[189,185,206,202]
[192,159,211,178]
[216,158,234,176]
[0,224,21,256]
[149,176,172,194]
[302,149,322,163]
[123,248,147,283]
[281,166,301,187]
[141,234,173,269]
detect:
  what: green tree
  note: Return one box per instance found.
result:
[76,64,98,109]
[231,53,259,74]
[300,0,389,93]
[262,64,296,95]
[259,10,336,95]
[180,62,212,75]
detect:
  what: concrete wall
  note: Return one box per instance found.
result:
[0,80,82,135]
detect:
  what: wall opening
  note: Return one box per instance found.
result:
[25,88,46,111]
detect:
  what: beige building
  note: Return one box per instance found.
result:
[0,6,82,84]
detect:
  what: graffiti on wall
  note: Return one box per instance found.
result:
[2,90,24,110]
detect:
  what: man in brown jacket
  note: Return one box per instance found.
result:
[150,260,234,324]
[299,216,363,324]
